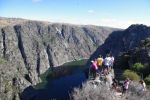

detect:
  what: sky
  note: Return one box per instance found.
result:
[0,0,150,28]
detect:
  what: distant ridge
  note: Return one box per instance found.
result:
[0,17,121,29]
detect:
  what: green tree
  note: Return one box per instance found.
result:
[131,63,144,72]
[144,75,150,85]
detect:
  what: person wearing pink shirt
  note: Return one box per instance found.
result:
[122,78,130,94]
[90,59,98,79]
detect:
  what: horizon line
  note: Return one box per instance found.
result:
[1,16,149,29]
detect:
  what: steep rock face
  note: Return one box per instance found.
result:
[0,18,118,99]
[121,24,150,50]
[128,38,150,75]
[0,59,31,100]
[89,24,150,60]
[87,24,150,82]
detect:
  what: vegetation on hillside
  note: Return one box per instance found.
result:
[0,57,7,64]
[123,69,140,80]
[131,63,144,73]
[144,75,150,86]
[115,38,150,85]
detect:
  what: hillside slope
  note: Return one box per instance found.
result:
[0,17,118,99]
[89,24,150,59]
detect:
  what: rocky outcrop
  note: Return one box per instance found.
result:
[0,58,31,100]
[0,17,118,99]
[88,24,150,78]
[89,24,150,59]
[127,37,150,76]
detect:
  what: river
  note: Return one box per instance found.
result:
[21,60,88,100]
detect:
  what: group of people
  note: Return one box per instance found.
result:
[89,53,147,95]
[90,53,114,79]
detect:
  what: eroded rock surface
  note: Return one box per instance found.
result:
[0,17,117,100]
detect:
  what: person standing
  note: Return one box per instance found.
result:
[103,54,111,75]
[97,55,104,73]
[122,78,130,94]
[139,80,147,92]
[90,59,98,79]
[109,53,115,69]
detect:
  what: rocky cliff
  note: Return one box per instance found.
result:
[88,24,150,80]
[117,37,150,76]
[89,24,150,59]
[0,17,118,100]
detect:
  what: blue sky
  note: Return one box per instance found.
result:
[0,0,150,28]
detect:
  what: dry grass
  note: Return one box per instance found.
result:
[71,80,150,100]
[71,81,118,100]
[0,17,27,27]
[0,17,50,27]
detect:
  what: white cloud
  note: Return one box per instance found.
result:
[32,0,42,3]
[48,17,150,29]
[88,10,95,13]
[99,18,134,28]
[22,15,150,29]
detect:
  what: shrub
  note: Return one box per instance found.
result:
[71,82,117,100]
[123,70,140,80]
[131,63,144,72]
[0,58,7,64]
[144,75,150,85]
[71,81,150,100]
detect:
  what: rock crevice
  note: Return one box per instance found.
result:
[14,25,29,70]
[1,28,6,58]
[36,42,41,76]
[46,44,54,70]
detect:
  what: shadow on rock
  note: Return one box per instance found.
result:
[20,86,38,100]
[86,30,124,66]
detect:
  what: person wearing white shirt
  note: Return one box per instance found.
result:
[109,53,114,69]
[103,54,111,75]
[139,80,147,92]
